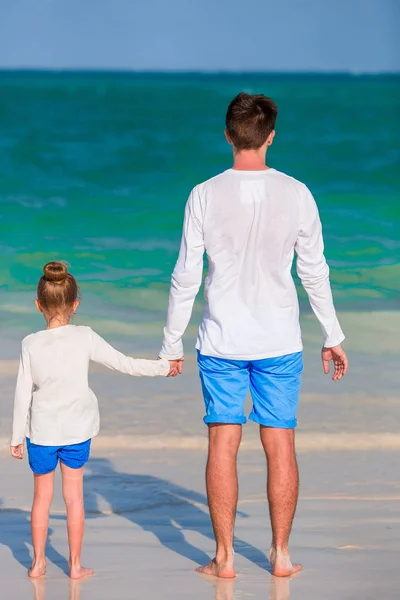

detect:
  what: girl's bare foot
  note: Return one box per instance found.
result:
[69,563,94,580]
[29,559,47,578]
[269,547,302,578]
[196,558,236,579]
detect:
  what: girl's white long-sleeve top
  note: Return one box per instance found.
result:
[160,168,345,361]
[11,325,170,447]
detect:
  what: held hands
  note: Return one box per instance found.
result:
[10,444,24,460]
[167,358,184,377]
[321,344,348,381]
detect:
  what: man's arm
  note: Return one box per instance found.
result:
[159,187,205,360]
[295,186,348,379]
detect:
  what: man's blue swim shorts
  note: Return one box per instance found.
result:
[198,351,303,429]
[26,438,91,475]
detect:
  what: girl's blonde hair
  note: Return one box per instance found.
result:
[37,262,79,315]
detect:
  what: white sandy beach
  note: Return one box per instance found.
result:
[1,311,399,598]
[1,447,399,599]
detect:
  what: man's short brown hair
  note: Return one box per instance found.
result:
[225,92,278,151]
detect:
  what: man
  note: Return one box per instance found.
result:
[160,92,348,578]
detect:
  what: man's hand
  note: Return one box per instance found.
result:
[321,344,348,381]
[166,358,184,377]
[10,444,24,460]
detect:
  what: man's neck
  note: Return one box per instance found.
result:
[232,149,268,171]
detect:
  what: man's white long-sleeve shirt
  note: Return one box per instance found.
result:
[160,168,344,361]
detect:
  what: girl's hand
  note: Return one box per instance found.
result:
[167,358,184,377]
[10,444,24,460]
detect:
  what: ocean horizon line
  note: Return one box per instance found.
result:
[0,68,399,78]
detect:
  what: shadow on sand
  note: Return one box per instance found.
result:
[0,502,69,575]
[0,456,270,578]
[84,457,271,572]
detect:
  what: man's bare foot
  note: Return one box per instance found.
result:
[29,560,46,578]
[69,564,94,580]
[196,559,236,579]
[269,547,302,578]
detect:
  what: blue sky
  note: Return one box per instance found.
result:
[0,0,398,72]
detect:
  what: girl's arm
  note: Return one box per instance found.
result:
[11,343,33,447]
[89,329,170,377]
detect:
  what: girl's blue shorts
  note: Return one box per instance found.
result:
[26,438,91,475]
[198,351,303,429]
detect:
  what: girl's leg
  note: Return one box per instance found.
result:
[30,471,55,578]
[60,463,93,579]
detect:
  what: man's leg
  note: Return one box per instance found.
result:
[196,423,242,578]
[260,427,302,577]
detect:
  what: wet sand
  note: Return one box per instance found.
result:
[0,447,399,600]
[0,311,399,598]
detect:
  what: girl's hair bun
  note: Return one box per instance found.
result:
[43,261,68,284]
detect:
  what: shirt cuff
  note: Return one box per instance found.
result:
[11,435,25,446]
[323,332,345,348]
[158,358,171,376]
[159,339,184,361]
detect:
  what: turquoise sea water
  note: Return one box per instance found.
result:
[0,72,399,342]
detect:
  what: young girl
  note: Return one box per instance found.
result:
[10,261,178,580]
